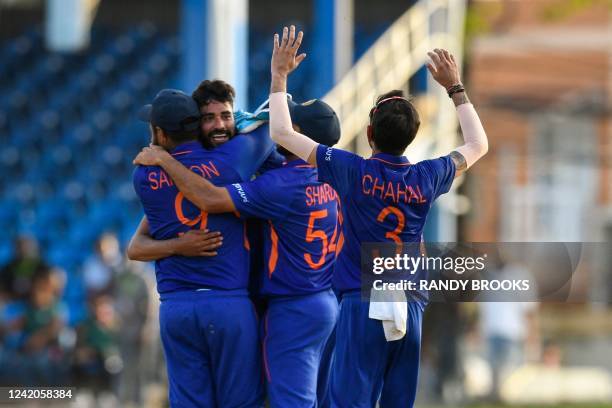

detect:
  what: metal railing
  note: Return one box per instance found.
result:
[322,0,467,159]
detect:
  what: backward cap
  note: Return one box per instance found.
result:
[287,99,341,146]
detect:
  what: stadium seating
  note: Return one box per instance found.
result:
[0,21,387,324]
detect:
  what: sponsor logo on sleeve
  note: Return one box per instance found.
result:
[325,147,333,161]
[232,183,249,203]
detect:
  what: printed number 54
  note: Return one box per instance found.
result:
[304,209,341,269]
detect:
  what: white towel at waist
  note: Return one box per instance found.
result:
[368,288,407,341]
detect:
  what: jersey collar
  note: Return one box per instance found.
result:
[169,140,201,156]
[370,152,411,166]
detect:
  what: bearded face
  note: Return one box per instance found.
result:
[199,100,236,148]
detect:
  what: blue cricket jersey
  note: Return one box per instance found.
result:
[315,145,456,293]
[227,159,340,296]
[133,125,274,294]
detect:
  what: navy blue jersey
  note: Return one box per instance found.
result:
[227,159,340,296]
[133,125,274,294]
[316,145,455,292]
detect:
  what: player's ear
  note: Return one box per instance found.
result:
[366,125,374,149]
[155,127,167,145]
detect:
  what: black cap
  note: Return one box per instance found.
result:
[288,99,341,146]
[138,89,201,133]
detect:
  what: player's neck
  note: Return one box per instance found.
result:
[371,148,404,158]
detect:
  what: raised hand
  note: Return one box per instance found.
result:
[426,48,461,90]
[271,25,306,79]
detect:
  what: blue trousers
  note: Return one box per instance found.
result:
[263,289,338,408]
[159,289,264,408]
[330,292,424,408]
[316,324,336,408]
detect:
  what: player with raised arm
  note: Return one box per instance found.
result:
[132,89,274,408]
[133,98,342,408]
[268,26,488,407]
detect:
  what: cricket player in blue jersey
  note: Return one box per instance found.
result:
[127,79,280,322]
[134,98,343,408]
[267,26,489,407]
[128,79,280,261]
[131,88,274,407]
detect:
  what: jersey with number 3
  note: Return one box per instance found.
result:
[133,125,274,294]
[315,145,456,293]
[227,159,340,296]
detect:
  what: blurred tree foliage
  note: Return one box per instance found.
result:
[463,0,612,54]
[540,0,612,22]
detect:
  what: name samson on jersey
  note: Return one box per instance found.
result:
[147,161,221,190]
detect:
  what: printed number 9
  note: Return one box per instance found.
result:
[175,192,208,230]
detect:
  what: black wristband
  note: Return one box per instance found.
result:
[447,84,465,98]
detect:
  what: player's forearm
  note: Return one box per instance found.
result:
[127,231,180,261]
[451,90,470,107]
[269,91,318,164]
[270,73,287,94]
[453,92,488,168]
[157,154,231,213]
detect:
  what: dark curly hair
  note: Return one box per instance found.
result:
[192,79,236,108]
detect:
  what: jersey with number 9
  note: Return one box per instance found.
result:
[133,125,274,294]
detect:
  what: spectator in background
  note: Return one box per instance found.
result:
[82,232,122,297]
[73,294,121,398]
[541,339,562,368]
[2,266,69,386]
[0,235,49,301]
[20,268,65,353]
[479,258,540,402]
[113,259,153,407]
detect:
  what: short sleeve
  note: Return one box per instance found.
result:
[132,166,148,201]
[215,124,275,180]
[226,172,295,221]
[315,144,362,197]
[418,155,456,199]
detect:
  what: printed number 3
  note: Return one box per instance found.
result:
[377,206,405,244]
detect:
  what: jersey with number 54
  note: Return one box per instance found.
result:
[315,145,456,293]
[132,125,274,294]
[228,159,340,296]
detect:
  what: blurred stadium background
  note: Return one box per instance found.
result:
[0,0,610,407]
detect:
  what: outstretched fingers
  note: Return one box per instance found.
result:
[292,29,303,51]
[281,26,289,48]
[427,51,442,70]
[288,25,296,48]
[441,49,452,65]
[295,53,307,65]
[425,62,437,76]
